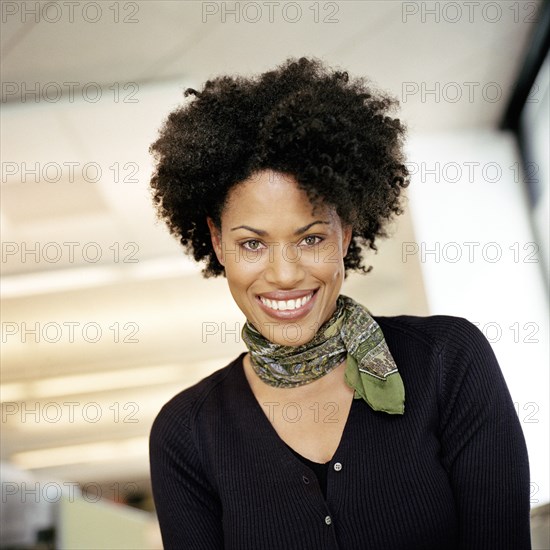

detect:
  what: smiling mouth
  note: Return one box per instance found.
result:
[258,291,315,312]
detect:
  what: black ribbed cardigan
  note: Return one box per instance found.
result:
[149,314,532,549]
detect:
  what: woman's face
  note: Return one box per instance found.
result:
[207,169,352,347]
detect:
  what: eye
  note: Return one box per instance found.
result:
[242,239,265,251]
[301,235,323,246]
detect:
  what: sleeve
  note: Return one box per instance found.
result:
[437,318,532,549]
[149,406,224,549]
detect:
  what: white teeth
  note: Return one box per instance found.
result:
[260,293,313,311]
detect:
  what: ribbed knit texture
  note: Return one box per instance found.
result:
[149,314,532,549]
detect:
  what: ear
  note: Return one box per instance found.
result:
[206,217,224,266]
[342,224,353,257]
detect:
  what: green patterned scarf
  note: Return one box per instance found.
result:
[241,294,405,415]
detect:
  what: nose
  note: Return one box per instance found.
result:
[263,242,306,287]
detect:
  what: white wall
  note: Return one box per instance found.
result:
[407,129,549,506]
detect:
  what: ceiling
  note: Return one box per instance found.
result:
[0,0,541,497]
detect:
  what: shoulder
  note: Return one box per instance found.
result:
[150,353,245,441]
[372,313,501,400]
[374,313,509,416]
[371,312,488,357]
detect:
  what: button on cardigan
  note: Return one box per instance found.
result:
[285,442,330,499]
[149,314,532,549]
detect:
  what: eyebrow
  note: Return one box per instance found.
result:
[230,220,329,236]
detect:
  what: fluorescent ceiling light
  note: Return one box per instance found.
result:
[1,256,201,299]
[1,358,229,401]
[29,364,186,398]
[11,436,148,469]
[1,365,184,401]
[0,382,26,402]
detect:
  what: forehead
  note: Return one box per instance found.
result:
[223,170,332,220]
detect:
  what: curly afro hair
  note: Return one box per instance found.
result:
[149,55,410,278]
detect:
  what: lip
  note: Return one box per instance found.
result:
[255,289,319,321]
[257,289,317,300]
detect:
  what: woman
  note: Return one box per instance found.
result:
[148,56,531,549]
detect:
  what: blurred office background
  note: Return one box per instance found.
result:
[1,1,549,548]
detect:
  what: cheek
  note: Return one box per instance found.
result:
[308,241,345,277]
[223,253,263,287]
